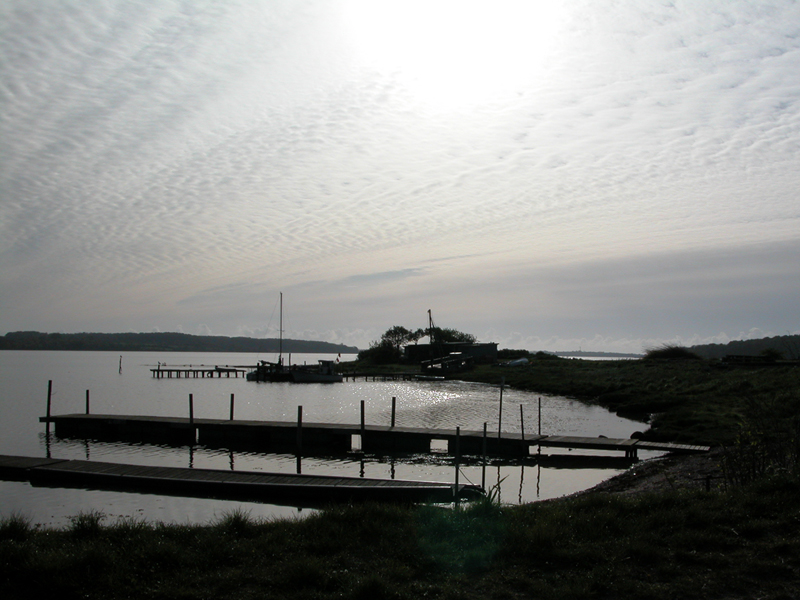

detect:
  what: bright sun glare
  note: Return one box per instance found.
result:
[343,0,567,110]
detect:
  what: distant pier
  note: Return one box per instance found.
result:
[151,366,246,379]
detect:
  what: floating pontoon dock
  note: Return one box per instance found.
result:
[0,455,481,505]
[40,414,710,459]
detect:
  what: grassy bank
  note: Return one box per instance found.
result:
[345,357,800,446]
[3,475,800,599]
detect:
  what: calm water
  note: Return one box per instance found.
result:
[0,351,653,527]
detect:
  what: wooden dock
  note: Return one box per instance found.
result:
[151,366,246,379]
[40,414,710,459]
[0,455,481,505]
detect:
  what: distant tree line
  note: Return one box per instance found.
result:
[689,334,800,361]
[0,331,359,354]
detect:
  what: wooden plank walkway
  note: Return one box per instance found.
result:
[40,414,711,458]
[0,455,481,505]
[151,367,246,379]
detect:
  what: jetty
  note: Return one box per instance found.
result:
[151,366,246,379]
[40,413,710,459]
[0,455,480,505]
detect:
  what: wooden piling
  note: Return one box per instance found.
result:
[189,394,194,426]
[454,426,460,502]
[481,422,487,491]
[229,393,235,421]
[360,400,365,435]
[46,380,53,435]
[538,397,542,436]
[297,405,303,455]
[391,396,396,428]
[498,378,505,439]
[85,390,90,415]
[520,404,525,441]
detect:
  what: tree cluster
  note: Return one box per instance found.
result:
[357,325,477,364]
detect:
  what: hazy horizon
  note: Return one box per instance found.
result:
[3,1,799,354]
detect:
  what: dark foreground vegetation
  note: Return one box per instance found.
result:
[3,475,800,600]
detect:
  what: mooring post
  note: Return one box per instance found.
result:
[498,378,505,439]
[45,380,53,436]
[454,426,461,503]
[229,393,235,421]
[520,403,525,441]
[391,396,396,428]
[85,390,90,415]
[538,397,542,436]
[297,405,303,456]
[189,394,194,426]
[360,400,365,435]
[482,422,487,491]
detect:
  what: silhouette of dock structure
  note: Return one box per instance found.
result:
[150,366,246,379]
[40,413,710,459]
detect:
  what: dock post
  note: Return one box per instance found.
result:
[482,422,487,491]
[454,426,460,502]
[46,380,53,436]
[538,397,542,436]
[86,390,90,415]
[189,394,194,426]
[520,404,525,454]
[391,396,396,428]
[297,405,303,456]
[498,378,505,439]
[360,400,365,435]
[229,393,235,421]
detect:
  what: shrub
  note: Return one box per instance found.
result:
[643,344,702,360]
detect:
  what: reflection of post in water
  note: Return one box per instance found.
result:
[390,456,395,480]
[296,455,302,474]
[519,463,524,504]
[360,455,365,478]
[536,462,541,498]
[229,449,235,471]
[84,438,90,461]
[189,444,194,469]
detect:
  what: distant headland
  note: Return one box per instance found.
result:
[0,331,359,354]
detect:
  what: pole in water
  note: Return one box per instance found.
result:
[46,380,53,436]
[498,377,505,439]
[119,355,122,374]
[296,405,303,457]
[538,397,542,436]
[391,396,396,428]
[482,422,487,491]
[86,390,90,415]
[454,426,460,503]
[189,394,194,425]
[360,400,365,434]
[520,404,525,441]
[229,393,235,421]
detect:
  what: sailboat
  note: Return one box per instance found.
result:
[246,293,343,383]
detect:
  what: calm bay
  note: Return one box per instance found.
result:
[0,350,652,527]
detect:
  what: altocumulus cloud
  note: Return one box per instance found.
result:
[1,0,799,353]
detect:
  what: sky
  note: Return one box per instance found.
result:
[2,0,799,354]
